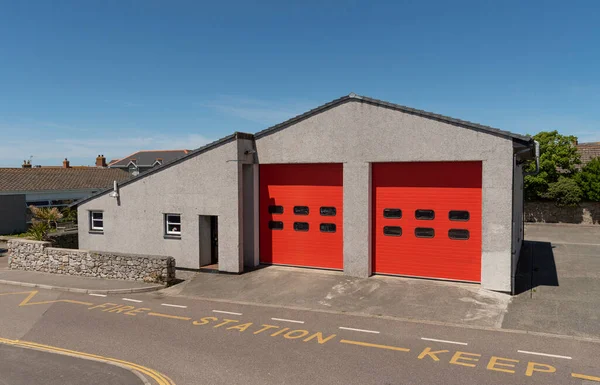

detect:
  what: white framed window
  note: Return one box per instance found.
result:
[165,214,181,236]
[90,211,103,231]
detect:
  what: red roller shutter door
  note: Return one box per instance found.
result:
[372,161,482,282]
[259,164,343,269]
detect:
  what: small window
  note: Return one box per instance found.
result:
[449,229,470,240]
[415,209,435,220]
[294,206,309,215]
[90,211,103,231]
[268,205,284,214]
[294,222,309,231]
[449,210,470,221]
[165,214,181,235]
[383,208,402,219]
[383,226,402,236]
[320,207,336,216]
[269,221,284,230]
[415,227,435,238]
[320,223,336,233]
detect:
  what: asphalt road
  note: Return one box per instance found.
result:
[0,344,142,385]
[0,284,599,385]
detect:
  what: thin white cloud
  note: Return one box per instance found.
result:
[0,134,212,167]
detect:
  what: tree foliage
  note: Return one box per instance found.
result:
[542,177,582,206]
[524,130,581,201]
[28,206,63,228]
[576,157,600,202]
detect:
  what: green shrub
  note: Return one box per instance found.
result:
[26,221,50,241]
[576,158,600,201]
[542,177,583,206]
[524,130,580,200]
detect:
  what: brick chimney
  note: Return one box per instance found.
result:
[63,158,70,168]
[95,154,107,168]
[22,160,32,168]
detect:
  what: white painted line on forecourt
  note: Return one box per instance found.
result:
[89,293,107,297]
[161,303,187,309]
[271,317,305,324]
[213,310,243,316]
[421,337,468,346]
[122,298,143,303]
[339,327,380,334]
[517,350,572,360]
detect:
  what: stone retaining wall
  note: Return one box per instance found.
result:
[7,239,175,283]
[525,201,600,225]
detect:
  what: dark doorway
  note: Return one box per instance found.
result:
[199,215,218,269]
[210,216,218,265]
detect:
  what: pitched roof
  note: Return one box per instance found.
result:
[71,133,244,207]
[0,167,130,192]
[577,142,600,165]
[73,93,535,207]
[255,93,533,145]
[108,150,190,167]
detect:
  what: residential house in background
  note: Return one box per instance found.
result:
[108,150,189,176]
[0,156,129,234]
[577,141,600,166]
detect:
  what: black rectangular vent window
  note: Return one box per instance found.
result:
[268,205,284,214]
[294,222,309,231]
[268,221,284,230]
[383,226,402,236]
[320,223,336,233]
[383,208,402,219]
[293,206,309,215]
[415,227,435,238]
[449,229,470,240]
[415,209,435,220]
[320,207,336,216]
[449,210,470,221]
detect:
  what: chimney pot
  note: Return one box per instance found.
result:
[95,154,107,168]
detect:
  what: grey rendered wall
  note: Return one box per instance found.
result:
[255,100,515,292]
[512,161,525,281]
[0,194,26,235]
[78,139,246,272]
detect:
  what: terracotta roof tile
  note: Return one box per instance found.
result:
[0,168,130,192]
[577,142,600,165]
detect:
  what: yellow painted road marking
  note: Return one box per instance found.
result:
[0,337,175,385]
[147,312,191,321]
[572,373,600,382]
[340,339,410,352]
[0,290,93,307]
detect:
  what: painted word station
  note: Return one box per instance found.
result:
[3,290,599,384]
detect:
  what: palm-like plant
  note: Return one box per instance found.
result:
[29,206,63,229]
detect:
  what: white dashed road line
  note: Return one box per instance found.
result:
[212,310,243,316]
[161,303,187,309]
[271,317,305,324]
[421,337,468,346]
[88,293,107,297]
[122,298,143,303]
[339,327,380,334]
[517,350,572,360]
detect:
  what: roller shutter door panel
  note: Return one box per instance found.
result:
[373,161,482,282]
[260,164,343,269]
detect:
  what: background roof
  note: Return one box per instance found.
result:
[577,142,600,165]
[109,150,189,167]
[0,168,130,192]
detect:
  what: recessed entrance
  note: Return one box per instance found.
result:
[199,215,218,269]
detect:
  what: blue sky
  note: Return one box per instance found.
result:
[0,0,598,166]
